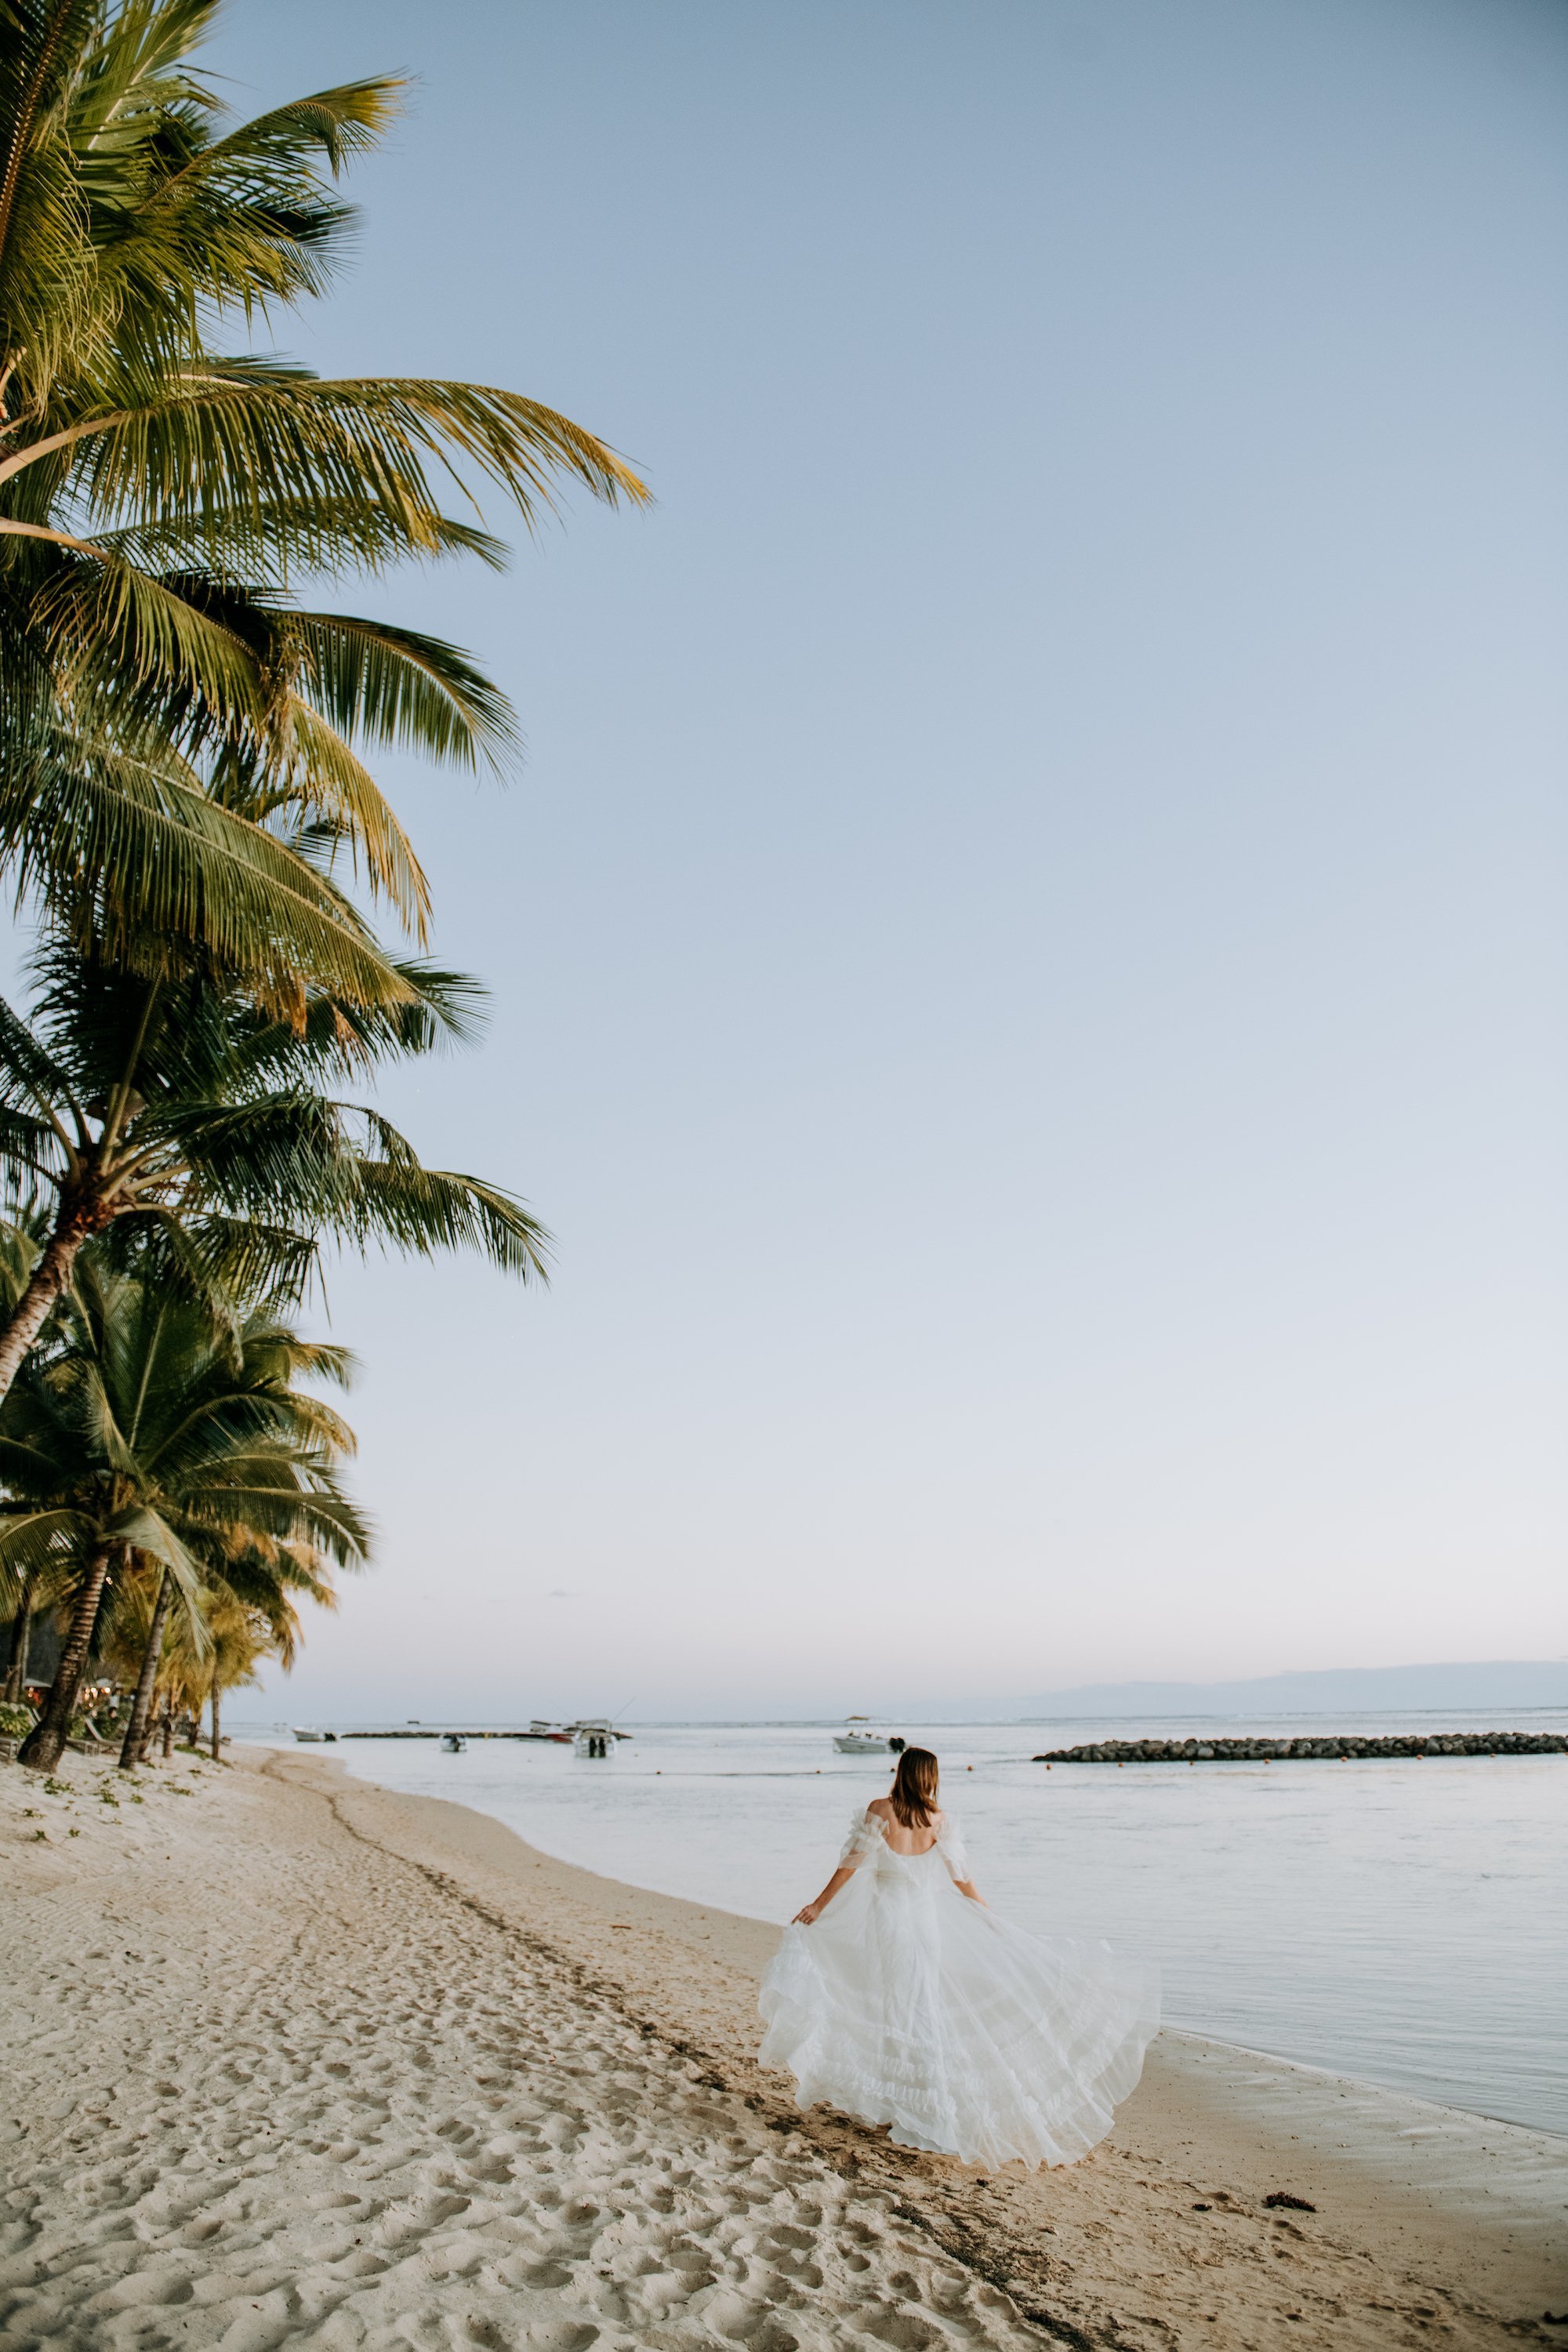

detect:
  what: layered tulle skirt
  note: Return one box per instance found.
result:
[758,1851,1159,2169]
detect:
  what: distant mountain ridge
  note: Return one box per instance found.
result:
[906,1660,1568,1722]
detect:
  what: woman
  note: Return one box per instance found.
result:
[759,1747,1159,2169]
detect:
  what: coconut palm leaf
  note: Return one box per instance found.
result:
[277,611,521,771]
[106,1498,204,1610]
[11,364,650,541]
[0,735,419,1014]
[0,0,105,404]
[342,1151,552,1276]
[0,1503,84,1608]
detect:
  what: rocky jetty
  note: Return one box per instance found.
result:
[1032,1730,1568,1763]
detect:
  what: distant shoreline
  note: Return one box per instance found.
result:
[239,1694,1568,1737]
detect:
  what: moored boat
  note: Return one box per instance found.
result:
[440,1732,467,1753]
[832,1723,907,1756]
[571,1719,630,1758]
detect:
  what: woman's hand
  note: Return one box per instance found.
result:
[793,1902,821,1926]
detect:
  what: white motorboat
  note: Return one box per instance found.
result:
[440,1733,467,1753]
[570,1719,632,1758]
[292,1727,325,1743]
[832,1726,908,1756]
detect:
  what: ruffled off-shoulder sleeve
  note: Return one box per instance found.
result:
[935,1812,971,1882]
[838,1808,885,1866]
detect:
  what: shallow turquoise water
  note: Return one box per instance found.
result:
[271,1710,1568,2137]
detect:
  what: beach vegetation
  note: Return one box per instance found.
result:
[0,0,648,1006]
[171,1590,274,1762]
[0,938,550,1406]
[0,0,647,1737]
[1,1247,368,1769]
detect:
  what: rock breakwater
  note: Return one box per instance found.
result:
[1032,1731,1568,1762]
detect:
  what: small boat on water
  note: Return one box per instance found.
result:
[440,1733,467,1753]
[293,1727,328,1743]
[522,1719,573,1743]
[572,1719,629,1759]
[832,1723,907,1756]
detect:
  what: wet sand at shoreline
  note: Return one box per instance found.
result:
[1,1744,1563,2349]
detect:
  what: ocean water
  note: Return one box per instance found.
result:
[276,1711,1568,2138]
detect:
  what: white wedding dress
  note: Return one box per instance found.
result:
[758,1807,1160,2169]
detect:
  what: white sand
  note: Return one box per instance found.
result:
[0,1745,1563,2351]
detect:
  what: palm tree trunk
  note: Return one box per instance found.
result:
[18,1545,112,1769]
[209,1671,222,1762]
[161,1703,174,1761]
[118,1567,172,1770]
[0,998,151,1414]
[2,1573,32,1702]
[0,1214,93,1408]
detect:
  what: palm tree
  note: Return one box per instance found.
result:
[107,1459,343,1770]
[0,1250,368,1769]
[125,1324,353,1774]
[198,1600,265,1764]
[102,1552,175,1764]
[0,1201,68,1697]
[1,1574,30,1697]
[0,938,549,1406]
[0,1,648,993]
[154,1590,278,1766]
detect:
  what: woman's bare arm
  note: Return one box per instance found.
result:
[793,1864,856,1925]
[794,1796,895,1922]
[934,1806,985,1904]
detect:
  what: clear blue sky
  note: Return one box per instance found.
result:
[205,0,1566,1720]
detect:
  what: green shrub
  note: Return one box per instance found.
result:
[0,1701,35,1737]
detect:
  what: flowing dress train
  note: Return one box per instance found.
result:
[758,1807,1160,2169]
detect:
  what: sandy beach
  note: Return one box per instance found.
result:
[2,1748,1564,2351]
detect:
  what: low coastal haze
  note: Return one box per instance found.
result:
[201,0,1567,1722]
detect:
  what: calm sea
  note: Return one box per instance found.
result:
[260,1711,1568,2138]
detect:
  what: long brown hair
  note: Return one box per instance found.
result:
[889,1745,939,1829]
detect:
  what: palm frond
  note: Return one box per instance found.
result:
[263,695,431,938]
[127,1207,320,1321]
[0,1504,89,1598]
[9,365,652,550]
[344,1139,553,1279]
[281,610,521,771]
[0,0,105,404]
[0,735,422,1014]
[107,1500,205,1621]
